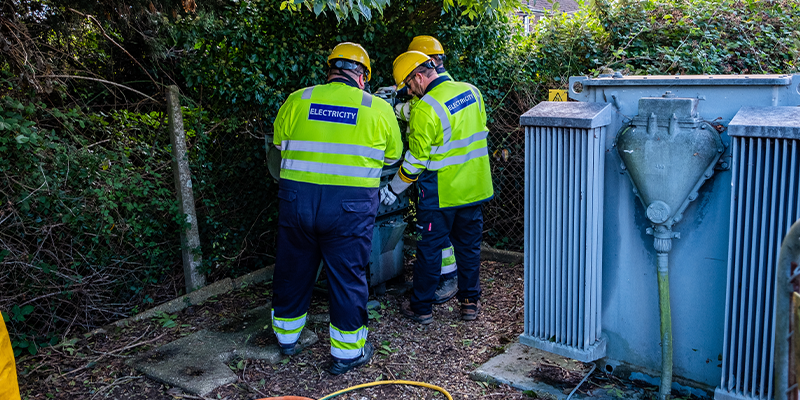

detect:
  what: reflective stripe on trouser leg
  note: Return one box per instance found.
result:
[330,324,368,360]
[272,310,307,345]
[440,245,457,275]
[411,208,453,315]
[450,205,483,302]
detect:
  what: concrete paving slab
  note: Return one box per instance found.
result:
[128,305,317,396]
[471,342,677,400]
[470,342,582,399]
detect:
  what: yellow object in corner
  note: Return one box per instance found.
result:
[0,316,21,400]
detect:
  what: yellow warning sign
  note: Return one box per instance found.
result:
[549,89,568,102]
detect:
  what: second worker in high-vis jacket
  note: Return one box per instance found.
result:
[378,35,460,305]
[381,50,493,325]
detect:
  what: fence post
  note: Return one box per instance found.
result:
[166,85,205,292]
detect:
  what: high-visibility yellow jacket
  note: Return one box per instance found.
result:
[274,82,403,188]
[0,317,21,400]
[400,78,494,209]
[398,69,453,122]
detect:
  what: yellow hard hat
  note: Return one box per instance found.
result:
[408,35,445,56]
[392,51,434,86]
[327,42,372,81]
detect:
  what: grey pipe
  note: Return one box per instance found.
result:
[653,225,674,400]
[566,363,596,400]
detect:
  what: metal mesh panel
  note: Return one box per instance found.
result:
[718,137,800,400]
[520,125,606,362]
[484,127,525,251]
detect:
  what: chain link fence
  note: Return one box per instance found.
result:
[181,85,535,280]
[182,106,279,282]
[482,88,539,252]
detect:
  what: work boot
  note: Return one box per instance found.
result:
[400,300,433,325]
[433,275,458,304]
[329,342,374,375]
[278,343,296,356]
[460,299,480,321]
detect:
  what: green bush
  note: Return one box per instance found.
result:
[595,0,800,75]
[0,96,182,352]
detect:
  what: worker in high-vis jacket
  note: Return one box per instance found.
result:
[376,35,460,305]
[1,316,21,400]
[381,50,493,325]
[271,42,403,375]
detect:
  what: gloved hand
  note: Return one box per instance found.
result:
[379,185,397,206]
[395,102,411,122]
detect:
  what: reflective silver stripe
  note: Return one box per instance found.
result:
[272,311,307,331]
[427,146,488,170]
[440,262,457,275]
[402,150,426,173]
[331,347,363,360]
[442,246,454,259]
[283,140,385,161]
[301,87,314,99]
[275,330,301,344]
[402,161,422,175]
[384,157,400,165]
[275,143,283,151]
[404,150,424,166]
[330,325,368,360]
[272,310,306,345]
[464,83,482,112]
[420,94,452,144]
[430,130,488,155]
[361,92,373,108]
[329,325,368,343]
[281,158,382,179]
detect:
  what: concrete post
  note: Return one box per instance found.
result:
[166,85,205,292]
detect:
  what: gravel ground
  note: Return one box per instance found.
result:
[16,260,538,400]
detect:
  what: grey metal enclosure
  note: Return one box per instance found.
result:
[519,74,800,397]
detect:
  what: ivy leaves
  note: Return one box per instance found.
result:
[280,0,521,21]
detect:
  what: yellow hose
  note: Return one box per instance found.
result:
[317,379,453,400]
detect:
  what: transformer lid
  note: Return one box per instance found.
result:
[728,106,800,139]
[520,101,613,129]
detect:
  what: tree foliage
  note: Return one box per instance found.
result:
[282,0,522,22]
[594,0,800,74]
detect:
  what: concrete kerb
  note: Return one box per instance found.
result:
[90,238,522,334]
[88,265,275,334]
[480,243,524,264]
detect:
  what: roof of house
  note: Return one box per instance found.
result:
[520,0,580,13]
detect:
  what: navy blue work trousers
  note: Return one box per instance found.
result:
[411,205,483,315]
[271,179,377,341]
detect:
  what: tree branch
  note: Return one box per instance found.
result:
[38,75,159,103]
[67,8,161,93]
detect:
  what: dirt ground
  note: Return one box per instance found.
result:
[15,260,529,399]
[15,260,650,400]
